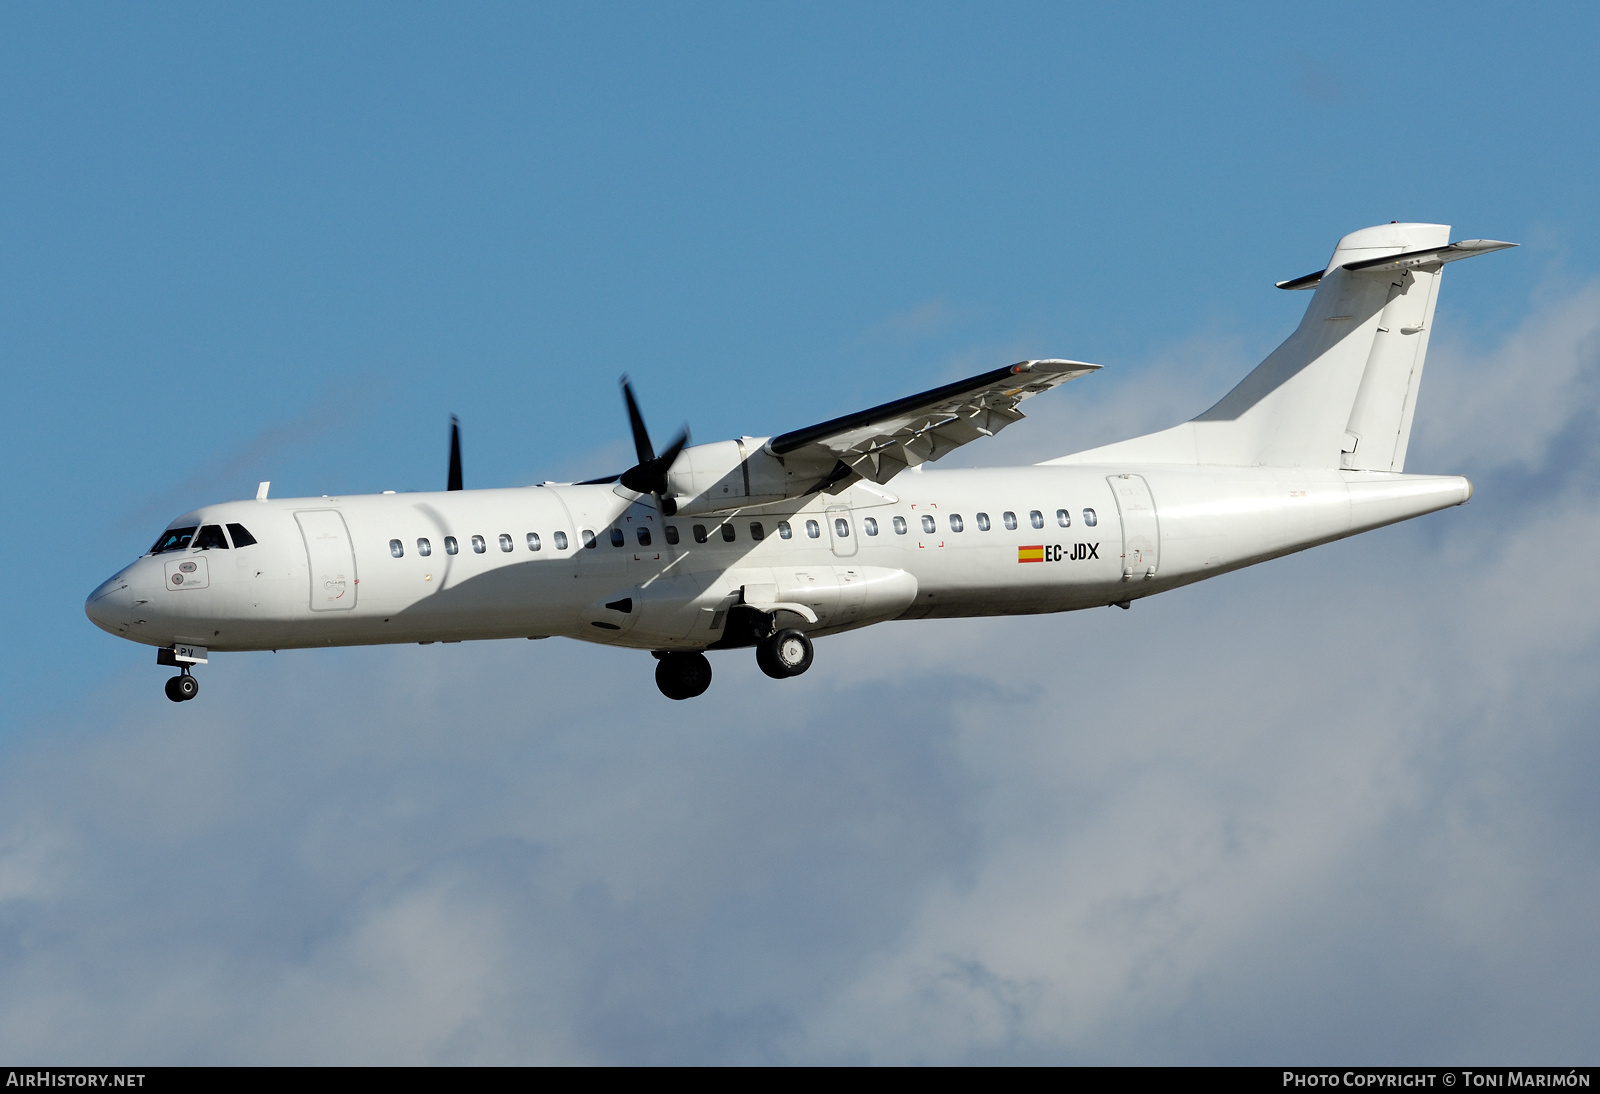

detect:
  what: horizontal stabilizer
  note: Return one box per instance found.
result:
[1276,238,1517,290]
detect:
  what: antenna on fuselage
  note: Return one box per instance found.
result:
[447,415,463,491]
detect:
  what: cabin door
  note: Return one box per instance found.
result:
[295,509,358,611]
[623,501,667,576]
[1107,474,1160,581]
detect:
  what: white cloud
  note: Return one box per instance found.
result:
[1414,281,1600,474]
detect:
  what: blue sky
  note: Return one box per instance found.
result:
[4,2,1599,1063]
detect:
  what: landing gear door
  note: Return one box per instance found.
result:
[1107,474,1160,581]
[295,510,358,611]
[825,506,858,558]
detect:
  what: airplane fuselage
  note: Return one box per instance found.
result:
[86,462,1470,656]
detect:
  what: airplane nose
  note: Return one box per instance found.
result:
[85,572,134,635]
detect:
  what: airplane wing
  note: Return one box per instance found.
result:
[768,358,1100,486]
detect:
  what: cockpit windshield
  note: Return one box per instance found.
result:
[150,527,197,554]
[194,525,229,550]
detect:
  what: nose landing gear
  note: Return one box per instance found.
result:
[164,670,199,702]
[157,646,204,702]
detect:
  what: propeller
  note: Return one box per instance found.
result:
[447,414,463,491]
[617,376,688,513]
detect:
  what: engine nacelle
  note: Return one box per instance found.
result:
[663,437,835,516]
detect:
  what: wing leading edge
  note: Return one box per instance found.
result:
[769,358,1100,485]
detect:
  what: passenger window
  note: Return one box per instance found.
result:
[864,517,878,536]
[806,520,820,539]
[582,530,597,549]
[1083,508,1097,527]
[834,518,850,538]
[720,524,736,542]
[976,512,990,531]
[778,521,792,539]
[499,534,513,552]
[195,525,229,550]
[445,536,459,555]
[893,516,907,535]
[1057,509,1071,528]
[389,539,404,558]
[637,526,652,546]
[1003,511,1017,530]
[526,533,540,552]
[610,528,625,547]
[472,535,487,553]
[225,523,257,548]
[150,527,197,554]
[949,514,964,532]
[1030,510,1044,529]
[664,525,680,545]
[554,531,569,550]
[749,522,764,541]
[417,537,432,556]
[693,525,708,543]
[921,514,936,534]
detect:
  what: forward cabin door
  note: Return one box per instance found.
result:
[1107,474,1160,581]
[295,510,358,611]
[623,500,666,575]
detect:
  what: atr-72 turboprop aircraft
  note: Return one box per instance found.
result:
[87,223,1512,701]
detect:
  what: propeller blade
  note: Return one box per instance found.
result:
[447,415,463,491]
[621,376,655,465]
[655,426,690,474]
[616,376,690,502]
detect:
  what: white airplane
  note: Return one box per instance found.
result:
[87,222,1513,702]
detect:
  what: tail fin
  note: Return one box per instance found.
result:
[1051,223,1514,471]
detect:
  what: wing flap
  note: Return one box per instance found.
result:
[770,358,1099,485]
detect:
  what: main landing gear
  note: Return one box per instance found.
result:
[164,669,199,703]
[756,628,813,680]
[652,628,816,700]
[655,651,713,700]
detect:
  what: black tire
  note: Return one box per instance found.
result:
[759,629,813,679]
[167,675,199,702]
[755,640,787,679]
[656,652,712,700]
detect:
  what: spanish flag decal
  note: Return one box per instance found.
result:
[1018,545,1045,563]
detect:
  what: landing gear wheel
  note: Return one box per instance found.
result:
[165,674,199,702]
[756,628,813,679]
[655,652,712,700]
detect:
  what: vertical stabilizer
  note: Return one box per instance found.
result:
[1048,224,1513,470]
[1194,223,1450,468]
